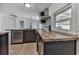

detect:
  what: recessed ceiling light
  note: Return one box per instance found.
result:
[24,3,31,8]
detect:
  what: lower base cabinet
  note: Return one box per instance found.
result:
[44,41,76,55]
[0,33,8,55]
[23,30,36,43]
[11,29,36,44]
[37,40,76,55]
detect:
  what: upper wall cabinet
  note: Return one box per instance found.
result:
[40,8,51,20]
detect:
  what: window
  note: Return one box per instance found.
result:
[54,4,71,30]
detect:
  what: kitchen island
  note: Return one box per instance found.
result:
[37,30,78,55]
[10,29,36,44]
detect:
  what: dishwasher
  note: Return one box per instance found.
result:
[11,30,23,44]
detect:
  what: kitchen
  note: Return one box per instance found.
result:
[0,3,79,55]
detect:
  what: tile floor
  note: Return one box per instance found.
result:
[9,43,38,55]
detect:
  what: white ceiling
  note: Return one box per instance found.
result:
[0,3,51,20]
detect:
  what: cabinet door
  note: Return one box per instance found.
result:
[44,41,76,55]
[23,30,36,42]
[29,30,36,42]
[0,34,8,55]
[23,30,29,42]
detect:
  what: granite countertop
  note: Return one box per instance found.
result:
[0,32,8,36]
[37,30,77,42]
[6,28,36,31]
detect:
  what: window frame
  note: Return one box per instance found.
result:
[53,3,72,31]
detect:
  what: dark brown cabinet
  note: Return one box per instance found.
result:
[37,37,76,55]
[0,33,8,55]
[44,41,76,55]
[23,30,36,43]
[11,29,36,44]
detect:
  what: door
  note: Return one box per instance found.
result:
[20,21,24,28]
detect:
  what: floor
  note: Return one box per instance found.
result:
[9,43,38,55]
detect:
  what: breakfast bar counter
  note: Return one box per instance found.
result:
[36,30,78,55]
[38,31,77,42]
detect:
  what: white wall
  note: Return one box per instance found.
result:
[2,15,16,31]
[16,17,40,29]
[0,13,16,32]
[49,3,68,16]
[72,4,79,33]
[0,13,40,32]
[0,14,3,31]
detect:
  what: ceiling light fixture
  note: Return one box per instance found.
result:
[24,3,31,8]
